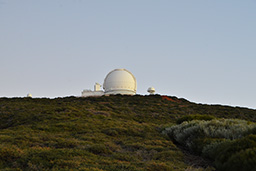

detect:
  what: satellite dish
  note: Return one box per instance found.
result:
[27,93,32,98]
[147,87,155,95]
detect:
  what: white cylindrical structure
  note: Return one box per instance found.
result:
[103,69,137,95]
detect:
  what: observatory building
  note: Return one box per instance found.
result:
[82,69,137,97]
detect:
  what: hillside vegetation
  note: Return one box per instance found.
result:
[0,95,256,170]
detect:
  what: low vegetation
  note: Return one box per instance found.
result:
[163,115,256,171]
[0,95,256,170]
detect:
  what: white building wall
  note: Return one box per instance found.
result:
[81,90,104,97]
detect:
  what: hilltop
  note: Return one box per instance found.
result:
[0,95,256,170]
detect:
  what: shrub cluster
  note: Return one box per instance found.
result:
[163,118,256,171]
[176,114,215,124]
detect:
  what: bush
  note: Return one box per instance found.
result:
[153,150,183,162]
[214,135,256,171]
[219,147,256,171]
[163,119,256,151]
[87,144,112,155]
[176,114,215,124]
[163,119,256,171]
[146,161,172,171]
[100,163,139,171]
[202,138,231,159]
[0,145,24,163]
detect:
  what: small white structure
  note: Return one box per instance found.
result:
[82,68,137,97]
[27,93,32,98]
[147,87,156,95]
[81,83,104,97]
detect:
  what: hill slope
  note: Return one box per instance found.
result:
[0,95,255,170]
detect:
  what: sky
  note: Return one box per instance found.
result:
[1,0,256,109]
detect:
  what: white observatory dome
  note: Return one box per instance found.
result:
[147,87,155,94]
[103,69,137,95]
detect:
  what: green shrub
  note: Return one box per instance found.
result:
[146,161,172,171]
[163,119,256,152]
[112,152,137,162]
[220,147,256,171]
[88,144,112,155]
[100,163,139,171]
[176,114,215,124]
[164,119,256,171]
[153,150,183,162]
[0,145,24,163]
[202,138,231,159]
[214,135,256,171]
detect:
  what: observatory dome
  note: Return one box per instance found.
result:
[103,69,137,95]
[147,87,155,94]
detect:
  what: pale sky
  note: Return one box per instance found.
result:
[1,0,256,109]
